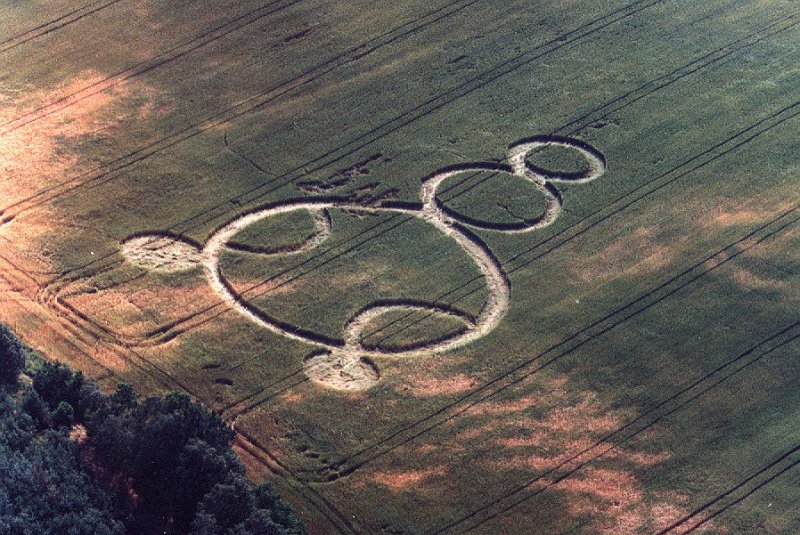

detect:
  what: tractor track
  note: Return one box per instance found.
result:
[0,0,489,214]
[26,9,796,358]
[432,323,800,533]
[0,3,796,533]
[0,0,127,54]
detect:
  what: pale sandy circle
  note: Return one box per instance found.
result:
[121,234,202,272]
[303,351,380,391]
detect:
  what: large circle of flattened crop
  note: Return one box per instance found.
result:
[225,208,330,256]
[344,302,475,354]
[304,351,380,391]
[435,169,549,231]
[121,234,202,272]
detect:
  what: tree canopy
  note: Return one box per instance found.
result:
[0,326,304,535]
[0,324,24,387]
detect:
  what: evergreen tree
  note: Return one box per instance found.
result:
[51,401,75,428]
[195,474,256,532]
[189,512,219,535]
[0,324,24,388]
[20,388,49,430]
[32,361,86,416]
[255,484,304,534]
[238,509,288,535]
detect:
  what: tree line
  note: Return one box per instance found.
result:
[0,324,304,534]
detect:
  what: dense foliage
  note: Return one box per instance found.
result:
[0,395,123,534]
[0,328,303,535]
[0,325,24,387]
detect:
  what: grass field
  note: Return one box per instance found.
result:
[1,0,798,533]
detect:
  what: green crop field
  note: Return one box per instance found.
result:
[0,0,798,533]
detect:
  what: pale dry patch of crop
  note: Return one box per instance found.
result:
[460,375,571,419]
[337,367,704,534]
[131,1,153,22]
[712,209,774,227]
[723,225,799,298]
[392,353,472,390]
[558,467,722,534]
[615,448,672,466]
[0,71,132,199]
[562,465,643,505]
[375,370,705,533]
[571,179,797,287]
[61,277,218,339]
[646,492,726,535]
[742,224,799,258]
[452,421,504,445]
[491,434,662,475]
[572,226,680,285]
[465,395,541,417]
[539,396,621,433]
[476,389,702,534]
[675,173,797,231]
[485,390,663,470]
[496,429,552,450]
[701,198,796,230]
[369,466,448,493]
[416,443,437,454]
[403,372,478,397]
[0,70,157,278]
[729,265,789,291]
[279,391,304,404]
[137,98,175,120]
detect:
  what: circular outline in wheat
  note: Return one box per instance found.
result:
[121,135,605,391]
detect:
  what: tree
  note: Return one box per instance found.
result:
[51,401,75,428]
[254,484,304,534]
[173,438,240,526]
[0,324,24,387]
[223,509,290,535]
[190,512,220,535]
[239,509,289,535]
[109,383,137,411]
[32,361,86,416]
[86,390,250,533]
[20,388,49,430]
[0,419,123,533]
[195,475,256,532]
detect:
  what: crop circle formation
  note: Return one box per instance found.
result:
[120,135,606,391]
